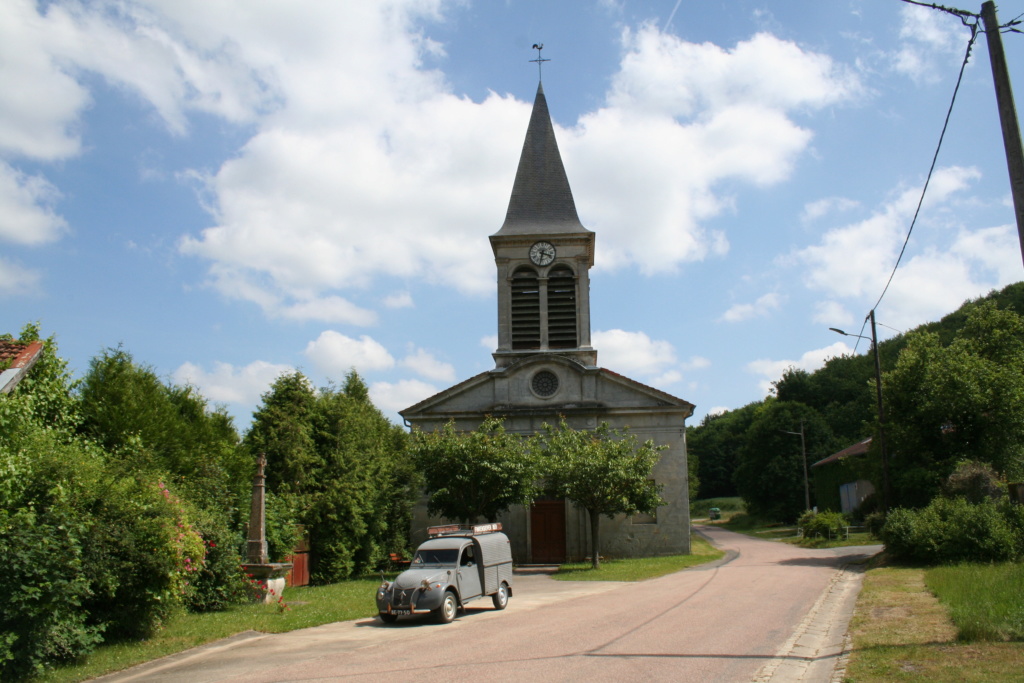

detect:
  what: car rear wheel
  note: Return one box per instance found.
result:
[436,592,458,623]
[380,613,399,624]
[492,582,508,610]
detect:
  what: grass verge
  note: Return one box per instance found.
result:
[715,512,877,549]
[845,562,1024,682]
[926,562,1024,641]
[40,577,388,683]
[552,535,724,581]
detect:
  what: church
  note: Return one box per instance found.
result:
[401,82,695,563]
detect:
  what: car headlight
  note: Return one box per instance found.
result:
[420,579,432,592]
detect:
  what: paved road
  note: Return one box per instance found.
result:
[97,526,880,683]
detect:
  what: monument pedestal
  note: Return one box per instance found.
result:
[241,562,293,603]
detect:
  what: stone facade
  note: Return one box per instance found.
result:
[402,82,694,563]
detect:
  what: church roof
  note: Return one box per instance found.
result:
[493,83,591,237]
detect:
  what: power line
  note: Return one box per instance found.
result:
[898,0,977,24]
[871,18,980,314]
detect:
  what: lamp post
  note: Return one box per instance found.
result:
[830,309,891,512]
[780,420,810,511]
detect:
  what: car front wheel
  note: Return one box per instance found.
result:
[436,592,458,623]
[492,583,508,610]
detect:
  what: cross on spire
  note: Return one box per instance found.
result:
[530,43,550,81]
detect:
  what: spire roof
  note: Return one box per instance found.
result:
[494,83,590,236]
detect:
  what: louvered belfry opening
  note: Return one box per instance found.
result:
[547,265,578,349]
[511,267,541,349]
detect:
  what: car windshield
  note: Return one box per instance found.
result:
[413,548,458,566]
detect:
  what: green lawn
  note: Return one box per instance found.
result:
[553,535,724,581]
[40,577,389,683]
[845,560,1024,681]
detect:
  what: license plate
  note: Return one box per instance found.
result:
[389,609,411,615]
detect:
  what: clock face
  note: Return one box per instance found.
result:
[529,241,556,266]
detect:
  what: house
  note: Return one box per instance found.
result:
[0,338,44,395]
[811,438,876,515]
[401,82,695,563]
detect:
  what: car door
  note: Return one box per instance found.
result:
[456,543,483,600]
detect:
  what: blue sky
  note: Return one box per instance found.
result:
[2,0,1023,431]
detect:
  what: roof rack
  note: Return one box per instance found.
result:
[427,523,503,538]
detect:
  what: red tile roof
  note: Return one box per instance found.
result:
[0,339,44,394]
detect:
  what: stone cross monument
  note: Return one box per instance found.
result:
[240,453,292,603]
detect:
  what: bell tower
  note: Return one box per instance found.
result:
[490,83,596,368]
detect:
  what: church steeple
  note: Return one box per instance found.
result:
[496,83,589,236]
[490,83,596,368]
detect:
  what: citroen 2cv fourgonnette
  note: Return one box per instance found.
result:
[376,523,513,624]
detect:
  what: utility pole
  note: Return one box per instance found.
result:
[782,421,810,511]
[869,310,891,513]
[981,2,1024,266]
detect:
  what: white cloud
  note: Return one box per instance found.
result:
[683,356,711,370]
[0,0,90,160]
[594,328,677,376]
[801,196,859,224]
[303,330,395,379]
[370,378,438,414]
[1,2,865,322]
[277,296,377,326]
[892,5,965,83]
[813,300,854,327]
[794,166,1020,332]
[651,369,683,386]
[0,257,41,296]
[795,166,979,298]
[0,162,68,245]
[568,27,860,274]
[480,335,498,350]
[383,291,414,308]
[172,359,294,405]
[401,347,456,382]
[747,341,851,395]
[719,292,781,323]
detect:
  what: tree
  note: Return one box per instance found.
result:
[539,420,665,569]
[410,417,540,524]
[687,402,760,498]
[76,347,243,511]
[244,370,415,582]
[733,400,835,522]
[244,371,318,494]
[884,301,1024,507]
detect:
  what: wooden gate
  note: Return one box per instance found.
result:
[530,498,566,563]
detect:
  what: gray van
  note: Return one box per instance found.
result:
[376,523,513,624]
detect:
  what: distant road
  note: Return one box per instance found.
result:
[97,526,880,683]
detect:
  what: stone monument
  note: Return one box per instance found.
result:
[240,453,292,603]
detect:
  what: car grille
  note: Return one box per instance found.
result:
[392,589,412,607]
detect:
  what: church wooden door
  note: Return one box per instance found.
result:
[530,498,566,563]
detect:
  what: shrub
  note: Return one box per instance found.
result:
[182,507,248,613]
[881,497,1021,564]
[0,418,105,678]
[798,509,848,538]
[943,460,1004,503]
[863,510,887,538]
[0,505,103,680]
[81,471,206,641]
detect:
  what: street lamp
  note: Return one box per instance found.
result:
[780,420,809,511]
[830,309,891,512]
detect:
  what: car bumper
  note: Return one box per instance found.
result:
[376,586,446,614]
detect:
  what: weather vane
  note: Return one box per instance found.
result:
[530,43,550,81]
